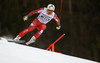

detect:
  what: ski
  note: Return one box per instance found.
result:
[8,39,25,43]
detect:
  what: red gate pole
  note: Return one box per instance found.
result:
[52,44,55,52]
[52,34,65,45]
[46,34,65,51]
[60,0,63,12]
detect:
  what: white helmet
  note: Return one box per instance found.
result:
[47,4,55,11]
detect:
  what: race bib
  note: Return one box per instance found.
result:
[38,13,51,22]
[37,8,55,24]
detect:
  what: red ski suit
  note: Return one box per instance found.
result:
[19,7,60,38]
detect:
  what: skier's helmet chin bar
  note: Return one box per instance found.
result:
[47,4,55,11]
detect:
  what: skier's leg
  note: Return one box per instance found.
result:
[26,24,46,45]
[18,25,35,37]
[34,24,46,38]
[14,19,37,41]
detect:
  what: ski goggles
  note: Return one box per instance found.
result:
[47,8,54,13]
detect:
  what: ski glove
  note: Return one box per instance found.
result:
[56,24,61,30]
[23,16,28,21]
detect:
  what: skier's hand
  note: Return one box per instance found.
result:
[23,16,28,21]
[56,24,61,30]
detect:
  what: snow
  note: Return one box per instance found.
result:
[0,37,98,63]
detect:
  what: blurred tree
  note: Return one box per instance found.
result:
[0,0,100,62]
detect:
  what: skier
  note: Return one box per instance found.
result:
[14,4,61,45]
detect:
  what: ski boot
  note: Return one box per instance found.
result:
[25,36,36,45]
[14,35,21,41]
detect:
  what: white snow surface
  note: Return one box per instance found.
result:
[0,37,98,63]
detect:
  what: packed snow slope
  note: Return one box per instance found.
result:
[0,37,98,63]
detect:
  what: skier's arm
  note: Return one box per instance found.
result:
[53,14,61,30]
[27,8,44,17]
[23,8,44,21]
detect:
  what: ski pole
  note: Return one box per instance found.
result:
[60,0,63,20]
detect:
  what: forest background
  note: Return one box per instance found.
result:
[0,0,100,62]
